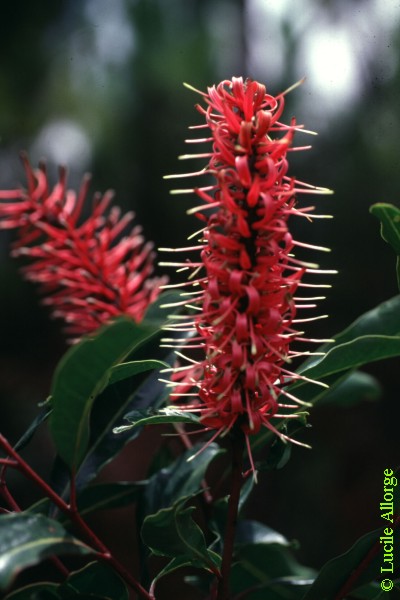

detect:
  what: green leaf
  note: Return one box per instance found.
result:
[247,296,400,455]
[300,294,400,375]
[108,359,167,386]
[274,294,400,421]
[0,514,93,591]
[59,561,129,600]
[296,335,400,400]
[76,481,147,517]
[4,582,59,600]
[370,203,400,288]
[229,578,314,600]
[302,527,400,600]
[137,443,222,579]
[231,535,315,596]
[315,370,382,407]
[140,442,222,519]
[114,408,200,433]
[49,317,159,469]
[49,355,172,509]
[235,521,291,547]
[351,581,388,599]
[142,291,183,322]
[149,556,201,594]
[141,499,220,571]
[13,405,53,453]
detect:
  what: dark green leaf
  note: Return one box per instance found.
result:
[59,561,129,600]
[13,406,53,453]
[235,521,291,547]
[108,360,167,386]
[149,556,202,594]
[315,370,382,407]
[49,354,171,510]
[299,294,400,375]
[351,580,388,599]
[370,203,400,288]
[231,540,315,596]
[76,481,147,517]
[229,577,314,600]
[302,527,400,600]
[255,437,292,471]
[299,335,400,383]
[4,582,59,600]
[0,514,93,591]
[142,291,183,322]
[49,317,159,469]
[140,442,222,518]
[141,500,220,571]
[114,408,200,433]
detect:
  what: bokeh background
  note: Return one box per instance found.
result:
[1,0,400,596]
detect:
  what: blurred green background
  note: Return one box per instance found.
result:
[0,0,399,595]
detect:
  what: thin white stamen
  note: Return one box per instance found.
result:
[281,368,329,388]
[179,153,213,160]
[159,261,203,268]
[188,226,207,240]
[292,314,328,323]
[163,168,207,179]
[185,137,213,144]
[183,82,208,96]
[293,240,331,252]
[158,245,203,252]
[186,201,220,215]
[170,186,214,195]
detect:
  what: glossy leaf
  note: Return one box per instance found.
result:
[271,294,400,423]
[108,359,167,386]
[75,481,147,517]
[303,527,400,600]
[370,202,400,288]
[231,533,315,597]
[13,405,53,453]
[141,499,220,571]
[351,581,388,599]
[49,317,159,469]
[235,520,291,547]
[149,556,204,596]
[59,561,129,600]
[315,370,382,407]
[114,408,201,433]
[0,514,93,591]
[300,335,400,384]
[143,291,183,322]
[49,357,171,509]
[230,578,314,600]
[50,295,181,497]
[139,442,222,519]
[4,583,59,600]
[299,294,400,375]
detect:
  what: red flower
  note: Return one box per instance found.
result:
[160,77,334,467]
[0,153,166,340]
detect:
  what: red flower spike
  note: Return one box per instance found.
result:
[160,77,335,473]
[0,153,166,340]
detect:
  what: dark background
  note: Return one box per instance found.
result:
[0,0,399,595]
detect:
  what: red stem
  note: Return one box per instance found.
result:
[217,426,245,600]
[334,513,400,600]
[0,434,151,600]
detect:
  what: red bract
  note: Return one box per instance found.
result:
[160,77,334,466]
[0,153,166,340]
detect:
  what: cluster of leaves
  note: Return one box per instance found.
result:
[0,205,400,598]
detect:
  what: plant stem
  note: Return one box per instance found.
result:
[0,434,152,600]
[217,426,245,600]
[334,513,400,600]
